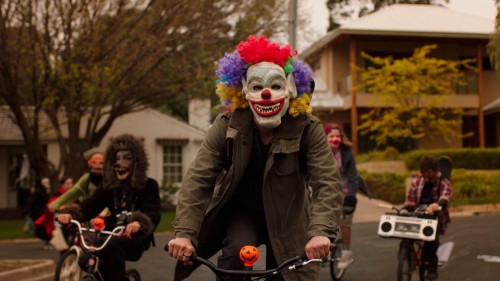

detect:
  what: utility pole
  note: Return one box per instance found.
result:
[289,0,298,48]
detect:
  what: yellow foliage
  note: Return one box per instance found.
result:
[357,45,474,148]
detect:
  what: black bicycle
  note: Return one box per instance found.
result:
[54,217,141,281]
[165,243,338,281]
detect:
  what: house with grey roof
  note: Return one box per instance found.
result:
[301,4,500,153]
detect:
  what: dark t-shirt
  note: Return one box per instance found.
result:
[419,181,435,206]
[230,128,270,215]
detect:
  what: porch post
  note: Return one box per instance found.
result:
[350,39,358,154]
[477,43,485,148]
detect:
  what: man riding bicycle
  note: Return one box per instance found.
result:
[405,155,452,280]
[167,35,343,281]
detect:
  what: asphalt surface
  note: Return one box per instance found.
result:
[1,212,500,281]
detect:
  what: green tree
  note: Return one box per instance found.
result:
[326,0,449,31]
[0,0,286,188]
[488,0,500,75]
[357,45,474,150]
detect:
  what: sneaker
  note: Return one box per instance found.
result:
[337,250,354,270]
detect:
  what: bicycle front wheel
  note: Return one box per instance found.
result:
[54,248,82,281]
[329,242,345,281]
[397,241,413,281]
[126,269,142,281]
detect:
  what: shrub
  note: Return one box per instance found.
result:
[380,146,400,161]
[452,170,500,203]
[160,180,180,211]
[404,148,500,170]
[361,169,500,206]
[360,171,409,204]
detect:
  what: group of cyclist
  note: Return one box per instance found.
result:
[46,35,451,281]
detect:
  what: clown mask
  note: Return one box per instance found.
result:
[114,150,133,181]
[242,62,297,128]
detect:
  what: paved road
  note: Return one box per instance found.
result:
[1,212,500,281]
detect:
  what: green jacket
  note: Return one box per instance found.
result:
[173,109,343,281]
[49,173,98,211]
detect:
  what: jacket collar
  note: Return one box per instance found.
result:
[228,108,309,140]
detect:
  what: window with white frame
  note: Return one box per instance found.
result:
[162,144,183,187]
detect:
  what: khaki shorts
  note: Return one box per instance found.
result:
[340,213,354,227]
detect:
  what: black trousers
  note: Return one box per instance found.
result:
[79,236,144,281]
[217,210,283,281]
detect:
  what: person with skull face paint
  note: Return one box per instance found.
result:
[167,35,343,281]
[324,123,360,270]
[57,134,161,281]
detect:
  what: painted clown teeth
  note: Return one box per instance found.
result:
[254,103,281,114]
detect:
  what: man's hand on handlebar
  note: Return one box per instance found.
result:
[426,203,441,215]
[305,236,331,260]
[56,213,73,224]
[167,237,195,265]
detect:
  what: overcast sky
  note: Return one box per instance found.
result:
[300,0,497,50]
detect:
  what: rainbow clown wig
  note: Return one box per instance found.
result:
[215,35,314,117]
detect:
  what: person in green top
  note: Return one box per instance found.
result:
[48,148,105,212]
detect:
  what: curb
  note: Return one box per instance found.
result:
[0,259,54,281]
[0,238,39,245]
[353,196,500,224]
[449,203,500,217]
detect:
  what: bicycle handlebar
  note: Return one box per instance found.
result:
[378,203,442,216]
[69,219,125,252]
[164,243,336,279]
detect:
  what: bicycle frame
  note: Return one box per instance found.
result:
[398,238,426,281]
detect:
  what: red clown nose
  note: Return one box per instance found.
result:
[261,89,271,100]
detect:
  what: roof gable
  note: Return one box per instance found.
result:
[0,106,56,142]
[109,108,206,140]
[0,106,206,142]
[344,4,494,35]
[301,4,495,59]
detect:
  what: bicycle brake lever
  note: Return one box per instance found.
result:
[288,258,323,270]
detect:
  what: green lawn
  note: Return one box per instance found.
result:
[0,219,36,240]
[0,212,176,241]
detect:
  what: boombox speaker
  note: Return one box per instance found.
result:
[378,214,438,241]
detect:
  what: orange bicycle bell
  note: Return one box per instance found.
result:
[93,217,105,231]
[239,245,259,267]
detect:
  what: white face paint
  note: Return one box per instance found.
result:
[242,62,296,128]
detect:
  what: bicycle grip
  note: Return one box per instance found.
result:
[163,244,197,261]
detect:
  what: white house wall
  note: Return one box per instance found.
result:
[100,108,206,185]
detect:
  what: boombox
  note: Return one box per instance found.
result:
[378,214,438,241]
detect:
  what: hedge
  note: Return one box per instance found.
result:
[360,169,500,206]
[404,148,500,170]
